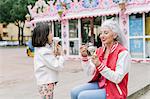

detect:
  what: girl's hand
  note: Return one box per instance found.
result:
[91,54,101,67]
[80,45,88,57]
[54,44,63,56]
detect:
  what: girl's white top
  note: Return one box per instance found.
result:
[34,44,64,85]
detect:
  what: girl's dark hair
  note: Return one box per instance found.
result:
[32,23,50,47]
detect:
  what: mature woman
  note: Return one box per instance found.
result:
[71,19,131,99]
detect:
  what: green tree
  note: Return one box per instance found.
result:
[0,0,51,45]
[0,0,40,45]
[11,0,28,45]
[0,0,15,23]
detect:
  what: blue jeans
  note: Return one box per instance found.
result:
[71,82,106,99]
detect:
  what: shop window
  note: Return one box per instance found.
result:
[69,19,79,55]
[145,12,150,36]
[94,17,102,47]
[129,13,150,59]
[130,38,144,58]
[145,38,150,58]
[145,12,150,58]
[69,40,79,55]
[129,14,143,36]
[129,14,143,58]
[69,20,78,38]
[81,17,102,47]
[54,21,61,38]
[81,18,90,44]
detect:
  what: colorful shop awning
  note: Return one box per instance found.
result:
[28,1,60,23]
[30,16,60,23]
[61,0,120,19]
[63,7,120,19]
[125,3,150,14]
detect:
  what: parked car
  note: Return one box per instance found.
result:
[0,41,19,46]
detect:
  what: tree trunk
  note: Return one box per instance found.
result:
[15,21,21,46]
[18,26,21,45]
[20,21,25,45]
[21,27,24,45]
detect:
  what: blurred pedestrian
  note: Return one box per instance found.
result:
[32,23,64,99]
[71,19,131,99]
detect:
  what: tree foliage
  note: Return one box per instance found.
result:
[0,0,15,23]
[0,0,51,45]
[0,0,39,23]
[0,0,41,44]
[0,0,53,24]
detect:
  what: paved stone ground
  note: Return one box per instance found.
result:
[0,47,150,99]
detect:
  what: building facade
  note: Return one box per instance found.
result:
[0,23,32,42]
[28,0,150,62]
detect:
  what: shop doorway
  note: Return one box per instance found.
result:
[54,21,61,39]
[81,17,102,48]
[68,19,80,55]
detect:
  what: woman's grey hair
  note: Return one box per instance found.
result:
[100,18,127,48]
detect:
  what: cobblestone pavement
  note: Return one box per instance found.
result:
[138,90,150,99]
[0,47,150,99]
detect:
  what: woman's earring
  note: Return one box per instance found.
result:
[113,34,118,41]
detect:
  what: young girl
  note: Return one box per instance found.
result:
[32,23,64,99]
